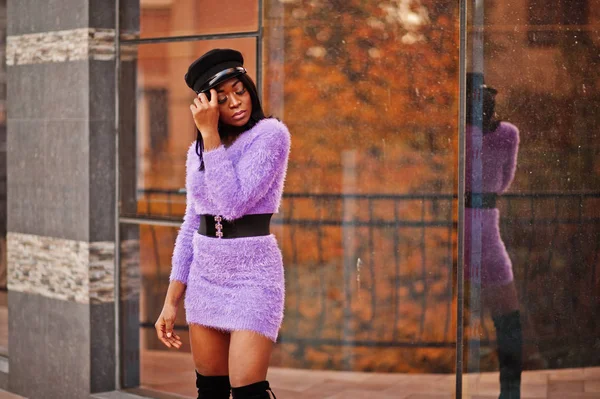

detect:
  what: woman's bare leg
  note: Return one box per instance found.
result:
[189,324,231,375]
[228,330,274,388]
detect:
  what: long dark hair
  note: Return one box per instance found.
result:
[466,74,501,133]
[194,73,266,170]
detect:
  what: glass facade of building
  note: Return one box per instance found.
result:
[0,0,598,397]
[113,0,600,397]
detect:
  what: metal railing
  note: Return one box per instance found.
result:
[127,190,600,369]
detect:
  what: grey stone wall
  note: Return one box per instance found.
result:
[5,0,119,397]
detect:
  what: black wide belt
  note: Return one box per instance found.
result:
[465,192,498,208]
[198,213,273,239]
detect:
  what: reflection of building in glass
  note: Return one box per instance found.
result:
[133,0,600,374]
[0,0,599,397]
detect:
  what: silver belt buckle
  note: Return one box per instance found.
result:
[214,215,223,238]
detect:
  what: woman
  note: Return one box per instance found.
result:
[155,48,290,399]
[465,72,522,399]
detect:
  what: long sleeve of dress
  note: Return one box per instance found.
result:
[169,145,201,285]
[202,119,291,220]
[499,123,520,193]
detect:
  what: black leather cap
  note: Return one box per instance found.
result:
[185,48,245,93]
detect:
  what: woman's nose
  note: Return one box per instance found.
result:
[229,94,241,108]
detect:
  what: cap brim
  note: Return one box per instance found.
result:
[201,70,246,92]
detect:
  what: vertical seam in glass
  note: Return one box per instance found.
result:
[114,0,122,390]
[257,0,264,100]
[456,0,468,397]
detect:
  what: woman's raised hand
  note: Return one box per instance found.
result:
[190,89,219,136]
[155,304,183,349]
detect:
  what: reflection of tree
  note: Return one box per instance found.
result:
[559,25,600,190]
[274,0,458,194]
[266,0,600,374]
[494,13,600,191]
[265,0,461,373]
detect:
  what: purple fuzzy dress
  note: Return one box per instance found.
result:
[169,118,291,341]
[465,122,519,286]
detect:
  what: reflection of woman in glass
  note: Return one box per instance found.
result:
[155,49,290,399]
[465,73,522,399]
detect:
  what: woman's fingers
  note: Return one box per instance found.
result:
[208,89,218,106]
[191,93,214,114]
[165,331,182,349]
[168,337,182,349]
[198,92,209,104]
[190,91,220,132]
[155,317,183,348]
[155,321,172,348]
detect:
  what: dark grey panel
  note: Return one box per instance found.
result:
[7,0,87,35]
[89,0,116,30]
[90,302,116,393]
[6,64,46,120]
[45,61,89,120]
[7,119,89,241]
[118,60,138,215]
[118,0,140,35]
[89,60,115,121]
[89,120,115,242]
[120,298,140,389]
[6,119,44,234]
[8,291,90,399]
[7,62,88,120]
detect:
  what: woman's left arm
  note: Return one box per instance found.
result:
[202,119,291,220]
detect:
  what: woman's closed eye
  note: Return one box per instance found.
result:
[218,88,247,105]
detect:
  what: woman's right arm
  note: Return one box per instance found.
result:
[169,199,200,284]
[156,280,185,348]
[169,144,201,284]
[156,144,199,349]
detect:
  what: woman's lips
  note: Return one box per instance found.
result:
[232,110,247,120]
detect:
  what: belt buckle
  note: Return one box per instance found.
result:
[214,215,223,238]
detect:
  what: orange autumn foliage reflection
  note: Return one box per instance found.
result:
[262,0,461,373]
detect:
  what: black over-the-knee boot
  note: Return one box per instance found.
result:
[196,371,231,399]
[493,310,523,399]
[231,381,276,399]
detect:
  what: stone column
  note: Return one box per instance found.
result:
[6,1,117,397]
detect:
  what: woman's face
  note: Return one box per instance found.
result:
[216,77,253,127]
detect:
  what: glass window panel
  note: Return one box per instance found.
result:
[463,0,600,397]
[119,1,462,398]
[263,0,459,394]
[123,0,259,40]
[117,222,196,396]
[137,223,194,396]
